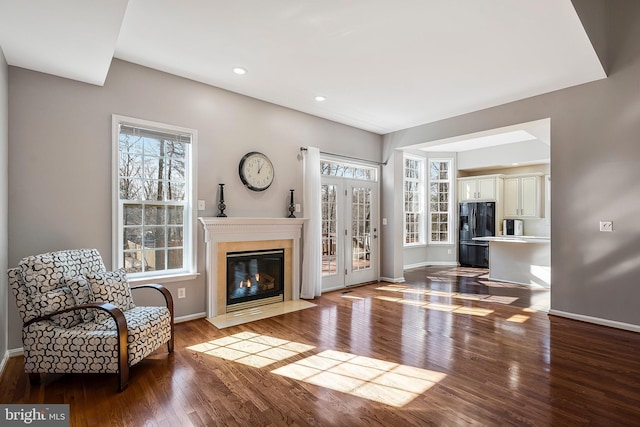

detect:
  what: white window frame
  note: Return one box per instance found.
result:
[112,115,198,283]
[403,154,425,246]
[427,158,453,245]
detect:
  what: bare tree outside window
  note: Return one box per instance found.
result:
[404,156,424,245]
[320,160,376,276]
[118,123,190,275]
[428,159,452,244]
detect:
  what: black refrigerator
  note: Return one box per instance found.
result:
[459,201,495,268]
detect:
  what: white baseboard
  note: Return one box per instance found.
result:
[8,347,23,357]
[1,347,24,380]
[379,276,405,283]
[549,309,640,333]
[175,312,207,323]
[404,261,458,270]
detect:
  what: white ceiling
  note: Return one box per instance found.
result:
[0,0,605,135]
[415,118,551,171]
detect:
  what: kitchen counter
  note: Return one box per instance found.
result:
[473,236,550,287]
[473,236,550,244]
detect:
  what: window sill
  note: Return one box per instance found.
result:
[129,272,200,285]
[404,244,427,249]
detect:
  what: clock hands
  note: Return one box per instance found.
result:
[257,160,264,174]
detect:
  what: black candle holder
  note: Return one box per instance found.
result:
[288,189,296,218]
[217,184,227,217]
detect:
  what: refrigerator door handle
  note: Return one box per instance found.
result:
[471,208,475,233]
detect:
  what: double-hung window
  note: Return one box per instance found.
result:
[428,159,452,244]
[112,115,197,280]
[403,155,425,245]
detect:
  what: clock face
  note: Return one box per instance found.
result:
[239,151,274,191]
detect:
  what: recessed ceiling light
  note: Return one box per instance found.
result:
[233,67,247,75]
[315,96,326,102]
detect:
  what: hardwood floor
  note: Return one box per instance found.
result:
[2,266,640,426]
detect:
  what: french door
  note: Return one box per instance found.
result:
[321,176,378,292]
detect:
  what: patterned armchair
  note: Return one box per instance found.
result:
[8,248,174,391]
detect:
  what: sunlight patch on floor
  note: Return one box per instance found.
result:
[340,295,365,301]
[187,332,315,368]
[424,302,462,312]
[506,314,530,323]
[375,284,517,306]
[454,306,494,316]
[272,350,446,407]
[484,295,519,304]
[373,295,494,317]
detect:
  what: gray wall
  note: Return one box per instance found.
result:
[382,0,640,327]
[7,59,381,349]
[1,48,8,364]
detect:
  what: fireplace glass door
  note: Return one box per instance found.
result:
[226,249,284,309]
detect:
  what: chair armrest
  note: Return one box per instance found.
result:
[130,283,175,353]
[130,283,174,314]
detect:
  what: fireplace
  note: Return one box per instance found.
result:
[199,217,305,317]
[227,249,284,312]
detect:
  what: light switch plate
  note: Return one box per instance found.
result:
[599,220,613,232]
[197,200,205,211]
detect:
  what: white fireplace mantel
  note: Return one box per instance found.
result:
[199,217,306,317]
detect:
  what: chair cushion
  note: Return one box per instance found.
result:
[96,306,172,366]
[30,286,83,328]
[19,248,106,295]
[62,276,95,323]
[23,306,171,373]
[85,269,136,323]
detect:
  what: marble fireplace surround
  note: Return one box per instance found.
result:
[199,217,306,317]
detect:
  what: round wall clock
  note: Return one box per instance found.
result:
[238,151,274,191]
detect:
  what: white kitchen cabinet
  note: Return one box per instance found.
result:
[503,174,542,218]
[458,175,499,201]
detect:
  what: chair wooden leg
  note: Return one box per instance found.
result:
[28,373,41,385]
[118,367,129,392]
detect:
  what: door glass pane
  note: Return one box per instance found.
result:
[352,187,371,271]
[322,184,337,276]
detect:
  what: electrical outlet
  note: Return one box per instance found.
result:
[178,288,186,299]
[295,203,301,212]
[197,200,205,211]
[599,220,613,232]
[447,249,452,254]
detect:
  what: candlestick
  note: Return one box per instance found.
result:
[217,184,227,217]
[288,189,296,218]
